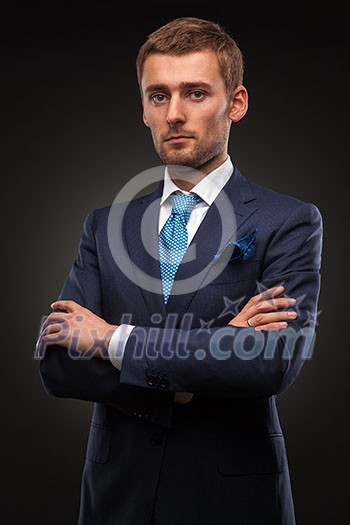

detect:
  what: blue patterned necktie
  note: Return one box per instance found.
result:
[159,192,202,304]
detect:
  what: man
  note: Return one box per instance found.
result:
[37,17,323,525]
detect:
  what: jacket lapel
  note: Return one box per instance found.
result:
[124,182,167,320]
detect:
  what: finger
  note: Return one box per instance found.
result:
[37,325,68,348]
[270,297,296,308]
[41,323,66,336]
[245,285,285,308]
[40,313,67,334]
[258,285,285,300]
[270,285,286,297]
[250,311,297,327]
[250,297,296,314]
[255,322,289,331]
[51,300,82,313]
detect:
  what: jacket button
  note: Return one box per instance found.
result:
[147,375,156,386]
[160,378,168,388]
[153,376,161,387]
[151,432,163,446]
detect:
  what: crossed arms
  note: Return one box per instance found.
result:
[37,201,322,423]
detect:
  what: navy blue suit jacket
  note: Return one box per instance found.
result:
[39,166,323,525]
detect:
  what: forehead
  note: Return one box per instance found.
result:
[141,50,224,91]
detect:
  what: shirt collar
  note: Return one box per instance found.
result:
[160,156,233,206]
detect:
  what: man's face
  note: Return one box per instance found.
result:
[141,50,233,173]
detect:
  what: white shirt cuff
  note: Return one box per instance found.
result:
[108,324,135,371]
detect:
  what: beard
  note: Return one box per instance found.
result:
[153,123,229,171]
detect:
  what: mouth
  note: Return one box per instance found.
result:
[164,135,193,144]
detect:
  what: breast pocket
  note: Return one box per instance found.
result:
[218,435,285,475]
[208,259,260,285]
[86,423,111,464]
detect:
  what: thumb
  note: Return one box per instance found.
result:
[50,299,82,313]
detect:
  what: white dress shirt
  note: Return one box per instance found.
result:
[108,156,234,370]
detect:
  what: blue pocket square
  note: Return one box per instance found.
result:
[214,228,258,263]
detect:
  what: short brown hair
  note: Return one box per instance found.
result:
[136,17,244,94]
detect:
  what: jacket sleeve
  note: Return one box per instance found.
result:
[37,210,174,427]
[119,202,323,399]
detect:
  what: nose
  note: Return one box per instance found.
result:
[166,95,186,127]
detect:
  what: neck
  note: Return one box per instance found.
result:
[168,153,228,191]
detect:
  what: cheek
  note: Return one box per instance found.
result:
[199,111,229,136]
[212,103,230,123]
[195,102,229,127]
[144,114,164,137]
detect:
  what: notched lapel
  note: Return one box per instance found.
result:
[124,184,167,320]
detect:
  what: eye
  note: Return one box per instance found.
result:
[151,93,168,104]
[189,91,206,100]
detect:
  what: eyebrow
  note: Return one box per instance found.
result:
[144,81,213,94]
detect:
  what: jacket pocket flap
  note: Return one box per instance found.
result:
[218,435,285,475]
[86,424,111,464]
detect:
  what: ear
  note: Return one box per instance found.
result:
[143,111,150,128]
[228,85,248,123]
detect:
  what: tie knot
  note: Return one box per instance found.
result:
[170,193,202,220]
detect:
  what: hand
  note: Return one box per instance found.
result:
[174,392,194,404]
[228,285,297,331]
[37,300,118,358]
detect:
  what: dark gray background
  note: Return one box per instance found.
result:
[3,3,349,524]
